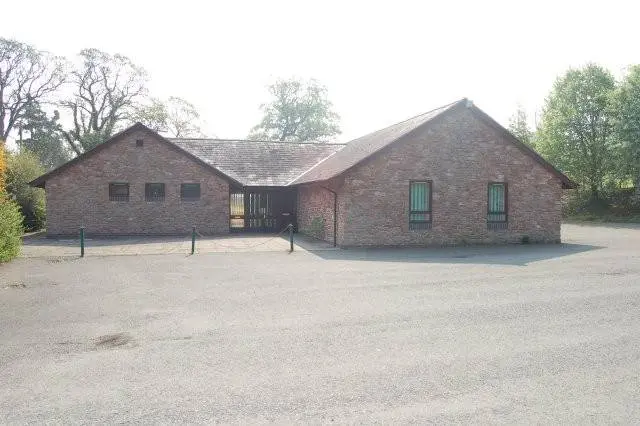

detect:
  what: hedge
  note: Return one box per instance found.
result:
[0,193,23,262]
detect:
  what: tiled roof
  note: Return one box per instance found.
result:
[290,99,464,184]
[169,138,344,186]
[30,98,576,190]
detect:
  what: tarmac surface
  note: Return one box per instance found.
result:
[1,224,639,423]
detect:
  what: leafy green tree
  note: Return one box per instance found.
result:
[537,64,617,199]
[508,105,535,147]
[61,48,148,154]
[0,38,66,142]
[5,150,46,230]
[135,96,205,137]
[611,65,640,200]
[249,78,340,142]
[15,101,70,170]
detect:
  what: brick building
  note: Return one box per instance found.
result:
[31,99,575,246]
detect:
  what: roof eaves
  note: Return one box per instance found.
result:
[29,123,245,189]
[290,98,466,185]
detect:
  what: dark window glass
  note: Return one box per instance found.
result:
[409,181,432,230]
[109,183,129,201]
[136,139,144,147]
[180,183,201,201]
[145,183,165,202]
[488,183,508,228]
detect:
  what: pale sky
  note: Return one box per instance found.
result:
[2,0,639,142]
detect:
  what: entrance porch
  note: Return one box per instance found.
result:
[229,187,297,233]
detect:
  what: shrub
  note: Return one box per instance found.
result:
[0,193,24,262]
[303,216,325,239]
[5,150,46,231]
[0,144,6,192]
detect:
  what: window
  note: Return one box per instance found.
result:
[109,183,129,201]
[180,183,201,201]
[136,139,144,147]
[487,182,507,229]
[145,183,165,202]
[409,181,432,229]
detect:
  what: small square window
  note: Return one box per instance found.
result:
[136,139,144,147]
[145,183,165,202]
[181,183,201,201]
[109,183,129,202]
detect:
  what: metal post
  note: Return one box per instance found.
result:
[80,227,85,257]
[191,226,196,255]
[289,223,294,252]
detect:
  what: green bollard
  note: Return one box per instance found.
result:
[289,224,294,252]
[191,226,196,255]
[80,227,85,257]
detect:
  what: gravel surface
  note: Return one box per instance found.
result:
[1,224,639,423]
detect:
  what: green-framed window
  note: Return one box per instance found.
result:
[487,182,507,227]
[409,181,432,230]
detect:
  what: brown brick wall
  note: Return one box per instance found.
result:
[297,181,339,244]
[45,130,229,236]
[337,107,564,246]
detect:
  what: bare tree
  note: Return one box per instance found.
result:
[0,38,66,143]
[60,48,148,154]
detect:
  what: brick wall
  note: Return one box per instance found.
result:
[337,107,564,246]
[45,130,229,236]
[297,183,335,243]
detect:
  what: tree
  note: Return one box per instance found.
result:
[537,64,617,199]
[249,78,340,142]
[508,105,535,147]
[5,150,46,230]
[611,65,640,199]
[60,48,148,154]
[15,101,70,170]
[135,96,204,137]
[0,38,66,143]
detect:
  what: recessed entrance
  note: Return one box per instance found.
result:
[229,188,297,232]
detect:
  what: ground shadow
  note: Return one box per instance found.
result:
[21,233,282,248]
[305,243,602,266]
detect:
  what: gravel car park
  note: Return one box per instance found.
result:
[1,224,639,423]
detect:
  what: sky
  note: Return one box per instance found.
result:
[2,0,639,143]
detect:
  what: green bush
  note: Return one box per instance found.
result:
[5,150,46,231]
[0,193,24,262]
[303,216,325,239]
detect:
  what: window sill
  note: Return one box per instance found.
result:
[409,222,432,230]
[487,222,508,230]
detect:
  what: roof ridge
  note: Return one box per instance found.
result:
[171,137,346,146]
[344,98,466,144]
